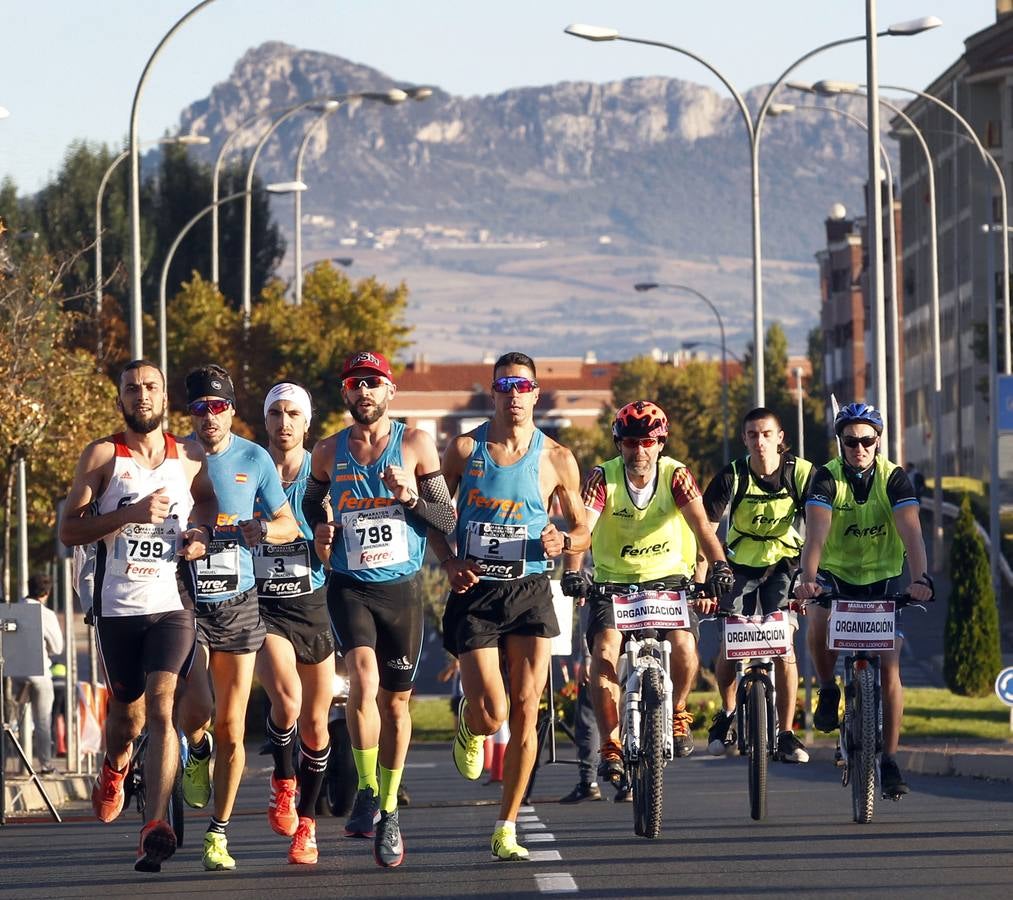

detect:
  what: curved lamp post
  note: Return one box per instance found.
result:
[564,16,940,407]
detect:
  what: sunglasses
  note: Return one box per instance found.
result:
[620,437,659,449]
[342,375,389,392]
[188,398,231,417]
[492,376,538,394]
[842,434,878,449]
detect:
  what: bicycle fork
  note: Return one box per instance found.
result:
[839,654,883,786]
[623,637,675,763]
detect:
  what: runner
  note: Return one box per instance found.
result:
[429,351,590,862]
[254,383,336,864]
[176,365,300,871]
[302,350,454,868]
[59,359,216,873]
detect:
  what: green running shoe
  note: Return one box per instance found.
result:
[202,831,236,871]
[452,699,484,781]
[182,734,213,809]
[490,825,529,861]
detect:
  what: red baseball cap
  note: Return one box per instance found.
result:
[341,350,393,380]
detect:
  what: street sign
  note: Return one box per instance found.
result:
[995,666,1013,706]
[999,375,1013,433]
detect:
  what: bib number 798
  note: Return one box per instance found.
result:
[356,523,394,547]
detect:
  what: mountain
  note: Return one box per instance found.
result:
[172,42,883,361]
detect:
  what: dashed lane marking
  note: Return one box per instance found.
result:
[525,832,556,843]
[529,849,563,862]
[535,873,578,893]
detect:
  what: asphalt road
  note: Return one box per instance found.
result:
[3,741,1012,899]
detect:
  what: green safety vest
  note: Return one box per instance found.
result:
[726,455,813,568]
[592,455,698,583]
[819,455,906,584]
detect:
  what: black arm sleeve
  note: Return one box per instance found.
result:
[301,475,330,533]
[406,471,457,535]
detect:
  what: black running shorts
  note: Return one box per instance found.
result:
[442,572,559,658]
[724,558,799,626]
[259,584,335,665]
[195,587,265,654]
[327,571,424,692]
[96,609,197,704]
[586,576,701,647]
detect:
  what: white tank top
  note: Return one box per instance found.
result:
[94,433,194,617]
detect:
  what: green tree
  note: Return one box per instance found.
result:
[943,496,1002,696]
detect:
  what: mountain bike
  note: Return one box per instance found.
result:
[123,727,186,847]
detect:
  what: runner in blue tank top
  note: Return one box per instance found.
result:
[302,351,455,868]
[428,351,590,862]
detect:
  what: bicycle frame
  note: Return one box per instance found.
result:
[622,632,675,764]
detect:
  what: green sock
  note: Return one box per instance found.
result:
[351,746,379,792]
[379,765,403,814]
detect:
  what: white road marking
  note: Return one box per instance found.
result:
[529,850,562,862]
[525,832,556,842]
[517,814,540,822]
[535,873,578,893]
[521,821,547,830]
[519,805,535,813]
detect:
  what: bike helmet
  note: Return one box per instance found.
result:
[834,402,884,437]
[612,401,669,441]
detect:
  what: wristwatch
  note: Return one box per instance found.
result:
[562,532,572,551]
[259,519,269,542]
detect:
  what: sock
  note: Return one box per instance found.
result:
[207,816,228,835]
[296,742,330,817]
[190,734,212,760]
[724,708,736,717]
[494,819,515,832]
[266,717,297,780]
[351,746,379,792]
[379,765,403,814]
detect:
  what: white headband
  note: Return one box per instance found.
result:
[264,383,312,425]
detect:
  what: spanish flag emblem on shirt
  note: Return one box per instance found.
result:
[235,473,248,484]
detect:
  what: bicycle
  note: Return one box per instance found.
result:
[123,727,186,847]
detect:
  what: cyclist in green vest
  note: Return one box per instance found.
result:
[700,407,813,764]
[561,401,732,784]
[794,403,933,799]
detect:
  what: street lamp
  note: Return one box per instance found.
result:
[635,281,730,464]
[794,366,806,460]
[564,15,940,407]
[159,182,306,394]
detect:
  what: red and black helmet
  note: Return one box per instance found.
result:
[612,401,669,441]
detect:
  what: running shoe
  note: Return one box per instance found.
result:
[490,825,529,861]
[559,781,602,803]
[344,786,380,838]
[268,774,298,836]
[775,730,810,764]
[288,817,318,865]
[880,756,910,799]
[672,706,695,758]
[134,819,176,873]
[182,734,213,809]
[707,710,736,756]
[91,757,127,823]
[814,683,841,732]
[452,698,484,781]
[201,831,236,871]
[596,740,625,783]
[374,808,405,868]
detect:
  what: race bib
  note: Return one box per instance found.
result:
[341,505,409,571]
[828,599,896,651]
[465,521,527,579]
[254,539,312,598]
[109,520,180,581]
[723,612,792,660]
[197,535,240,595]
[611,590,689,632]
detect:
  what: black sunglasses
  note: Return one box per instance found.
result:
[842,434,878,449]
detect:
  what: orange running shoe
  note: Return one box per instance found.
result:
[596,739,625,783]
[268,774,299,836]
[135,819,177,872]
[92,757,127,823]
[288,816,318,865]
[673,706,695,758]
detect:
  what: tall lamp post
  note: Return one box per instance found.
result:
[634,281,730,464]
[564,16,941,407]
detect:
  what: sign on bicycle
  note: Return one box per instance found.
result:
[612,590,689,632]
[827,599,896,652]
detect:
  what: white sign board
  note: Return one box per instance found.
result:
[723,611,792,660]
[827,599,896,651]
[549,579,573,658]
[0,602,45,678]
[611,590,690,633]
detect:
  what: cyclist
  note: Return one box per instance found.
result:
[60,359,216,873]
[794,403,933,798]
[700,407,813,764]
[255,383,336,864]
[177,365,300,871]
[429,351,589,861]
[561,401,731,789]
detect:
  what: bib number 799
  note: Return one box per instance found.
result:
[128,539,165,559]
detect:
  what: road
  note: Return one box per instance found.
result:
[3,743,1012,898]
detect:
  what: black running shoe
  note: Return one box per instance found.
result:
[559,781,602,804]
[775,730,810,764]
[814,683,841,732]
[707,710,736,756]
[374,809,404,867]
[613,775,633,803]
[880,756,910,799]
[344,787,379,838]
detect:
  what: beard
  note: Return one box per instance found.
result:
[349,398,386,426]
[122,404,163,435]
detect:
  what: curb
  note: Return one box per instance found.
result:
[806,742,1013,781]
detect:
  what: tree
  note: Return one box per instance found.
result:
[943,496,1002,696]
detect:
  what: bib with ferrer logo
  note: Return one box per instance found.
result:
[819,456,906,585]
[592,456,697,583]
[94,433,193,617]
[328,420,426,581]
[455,422,549,580]
[254,452,325,600]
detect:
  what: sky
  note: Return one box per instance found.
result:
[0,1,1002,193]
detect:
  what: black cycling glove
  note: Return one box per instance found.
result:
[561,570,590,600]
[710,560,735,599]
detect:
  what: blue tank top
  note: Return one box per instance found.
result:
[254,451,326,599]
[455,422,549,580]
[328,420,426,581]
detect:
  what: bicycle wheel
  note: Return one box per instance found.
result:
[632,667,665,839]
[849,664,877,823]
[747,679,768,821]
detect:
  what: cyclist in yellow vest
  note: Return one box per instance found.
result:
[699,408,813,764]
[795,403,933,799]
[561,401,732,786]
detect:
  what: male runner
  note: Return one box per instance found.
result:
[430,351,590,862]
[255,383,336,864]
[700,407,813,763]
[60,359,216,873]
[562,401,730,788]
[177,365,299,871]
[303,350,454,868]
[794,403,933,798]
